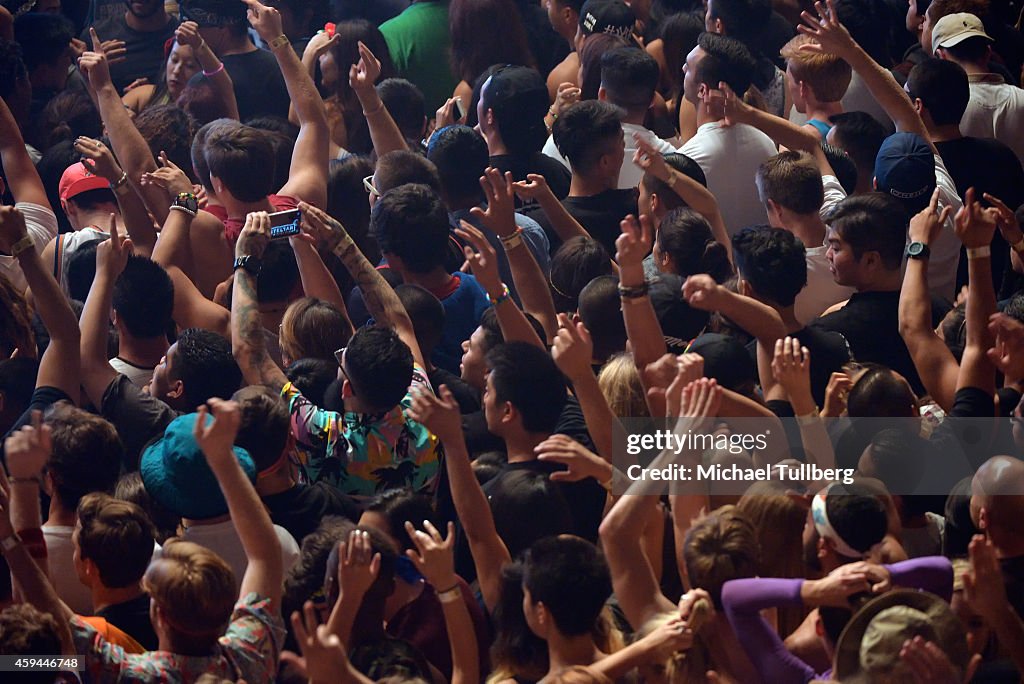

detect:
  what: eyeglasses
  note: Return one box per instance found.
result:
[334,347,350,383]
[362,175,379,196]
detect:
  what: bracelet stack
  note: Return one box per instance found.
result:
[618,281,649,299]
[488,283,512,306]
[499,227,524,250]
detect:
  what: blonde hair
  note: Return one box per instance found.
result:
[142,539,236,653]
[780,34,852,103]
[683,505,760,608]
[279,296,353,365]
[598,353,649,418]
[636,601,714,684]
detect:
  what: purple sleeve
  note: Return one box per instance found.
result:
[886,556,954,601]
[721,579,819,684]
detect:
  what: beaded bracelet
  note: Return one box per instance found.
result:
[488,283,512,306]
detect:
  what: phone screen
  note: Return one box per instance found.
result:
[269,209,301,240]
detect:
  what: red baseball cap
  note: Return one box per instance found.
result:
[58,162,110,203]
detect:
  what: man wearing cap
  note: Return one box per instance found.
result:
[932,12,1024,167]
[575,0,636,51]
[85,0,178,94]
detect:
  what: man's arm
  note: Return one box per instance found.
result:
[551,316,618,459]
[617,214,668,378]
[299,202,426,370]
[0,96,49,208]
[956,189,999,395]
[899,191,958,411]
[348,43,408,157]
[513,174,596,248]
[246,0,327,208]
[231,212,291,392]
[0,208,79,398]
[194,399,283,610]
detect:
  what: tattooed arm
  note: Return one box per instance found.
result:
[232,212,290,391]
[298,202,426,370]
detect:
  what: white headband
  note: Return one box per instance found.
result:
[812,484,867,559]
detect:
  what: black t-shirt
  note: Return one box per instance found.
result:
[86,13,179,94]
[217,49,290,121]
[428,367,481,415]
[522,188,639,257]
[0,386,71,464]
[746,326,851,407]
[261,482,360,543]
[96,593,158,651]
[489,152,571,208]
[811,290,949,397]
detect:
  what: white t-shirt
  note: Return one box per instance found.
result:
[960,75,1024,168]
[677,122,778,236]
[792,175,855,324]
[929,154,963,302]
[182,520,300,592]
[541,122,676,190]
[54,227,110,297]
[0,203,58,293]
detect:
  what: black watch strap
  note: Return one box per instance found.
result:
[233,255,262,276]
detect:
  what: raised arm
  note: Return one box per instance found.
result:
[513,174,596,247]
[0,95,49,209]
[899,190,958,411]
[770,338,837,471]
[231,212,291,392]
[618,214,668,378]
[194,398,284,610]
[299,202,426,370]
[797,0,930,150]
[290,235,353,330]
[348,42,407,157]
[0,207,79,398]
[174,21,239,121]
[246,0,327,208]
[407,386,511,613]
[290,31,339,126]
[79,215,131,408]
[955,188,999,395]
[475,169,558,340]
[551,315,617,459]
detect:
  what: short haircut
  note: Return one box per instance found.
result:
[822,142,858,196]
[0,39,28,101]
[170,328,243,406]
[113,256,174,339]
[683,505,760,608]
[756,150,825,216]
[280,297,353,364]
[732,226,808,307]
[828,112,887,174]
[780,34,852,103]
[77,493,157,589]
[284,357,338,406]
[344,326,414,412]
[371,183,451,274]
[426,124,488,202]
[134,105,198,182]
[641,153,706,213]
[600,46,659,112]
[474,306,548,358]
[522,536,611,636]
[489,470,573,559]
[365,488,436,552]
[907,58,970,126]
[12,12,72,71]
[867,429,930,511]
[374,150,442,195]
[376,78,426,141]
[143,539,236,648]
[823,482,889,555]
[486,342,568,433]
[657,207,732,283]
[705,0,771,45]
[46,404,123,511]
[190,118,235,190]
[550,237,613,313]
[578,275,626,361]
[552,100,624,175]
[202,122,276,201]
[233,385,291,473]
[827,193,909,271]
[396,284,446,360]
[0,604,62,676]
[256,241,299,304]
[846,364,918,417]
[695,32,756,97]
[479,66,550,153]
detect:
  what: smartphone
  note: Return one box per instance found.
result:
[453,96,466,121]
[269,208,301,240]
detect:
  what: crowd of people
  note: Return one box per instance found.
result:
[0,0,1023,682]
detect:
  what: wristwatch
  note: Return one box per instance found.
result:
[170,192,199,217]
[905,241,930,260]
[233,255,262,276]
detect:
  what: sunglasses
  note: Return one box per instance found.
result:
[362,175,379,196]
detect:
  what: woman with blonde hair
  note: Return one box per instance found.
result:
[598,352,649,419]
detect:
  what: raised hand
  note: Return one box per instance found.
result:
[682,274,724,312]
[771,337,812,401]
[512,173,553,205]
[244,0,285,44]
[454,220,502,295]
[796,0,857,58]
[617,214,654,270]
[236,211,271,260]
[79,28,114,90]
[962,534,1009,623]
[954,187,999,249]
[298,201,351,252]
[678,377,722,423]
[140,151,194,198]
[899,636,967,684]
[174,21,205,49]
[3,410,51,481]
[981,192,1023,247]
[553,82,581,116]
[551,313,594,381]
[640,617,694,663]
[403,520,458,590]
[821,371,852,417]
[665,353,705,418]
[632,133,671,181]
[193,398,243,462]
[0,205,29,253]
[908,188,952,245]
[349,41,382,94]
[337,529,381,600]
[94,214,133,281]
[74,136,123,183]
[291,601,351,684]
[434,97,462,131]
[469,167,518,238]
[535,434,612,483]
[803,563,870,606]
[707,81,753,128]
[407,385,463,446]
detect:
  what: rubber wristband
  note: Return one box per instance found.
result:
[203,62,225,77]
[10,235,34,258]
[618,282,649,299]
[966,245,991,260]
